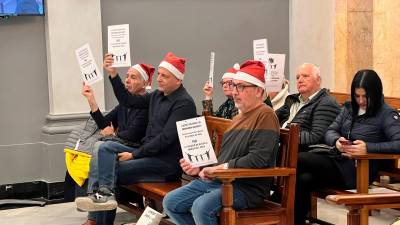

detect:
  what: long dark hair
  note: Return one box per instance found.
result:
[350,69,383,118]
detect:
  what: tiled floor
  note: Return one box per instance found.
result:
[0,199,399,225]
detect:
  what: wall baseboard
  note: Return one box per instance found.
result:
[0,181,64,202]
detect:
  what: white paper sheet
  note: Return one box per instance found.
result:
[253,38,269,83]
[177,116,217,167]
[75,43,103,85]
[108,24,131,67]
[209,51,215,87]
[265,53,285,92]
[253,38,269,64]
[135,206,163,225]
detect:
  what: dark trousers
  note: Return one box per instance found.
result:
[294,152,354,225]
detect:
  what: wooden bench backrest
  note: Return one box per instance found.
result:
[205,115,300,212]
[276,123,300,209]
[205,116,232,156]
[330,91,400,111]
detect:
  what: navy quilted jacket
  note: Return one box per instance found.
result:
[325,102,400,187]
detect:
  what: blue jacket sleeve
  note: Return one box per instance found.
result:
[325,107,346,146]
[367,110,400,153]
[90,107,119,130]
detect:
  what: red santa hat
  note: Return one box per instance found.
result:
[221,63,240,80]
[235,60,265,88]
[158,52,186,80]
[129,63,155,87]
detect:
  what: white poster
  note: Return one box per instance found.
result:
[108,24,131,67]
[135,207,163,225]
[253,38,269,65]
[75,43,103,85]
[253,38,269,81]
[176,116,217,167]
[208,51,215,87]
[265,54,285,92]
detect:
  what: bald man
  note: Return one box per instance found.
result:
[275,63,340,152]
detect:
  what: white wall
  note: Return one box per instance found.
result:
[289,0,335,92]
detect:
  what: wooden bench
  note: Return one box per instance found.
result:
[118,116,232,225]
[118,116,300,225]
[208,123,300,225]
[308,92,400,225]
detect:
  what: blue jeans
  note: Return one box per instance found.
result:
[88,142,181,225]
[88,141,138,222]
[96,141,140,191]
[163,179,248,225]
[87,141,104,194]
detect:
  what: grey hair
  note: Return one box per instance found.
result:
[299,63,320,78]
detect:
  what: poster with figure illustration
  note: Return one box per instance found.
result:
[135,206,163,225]
[265,53,285,92]
[108,24,131,67]
[177,116,217,167]
[75,43,103,85]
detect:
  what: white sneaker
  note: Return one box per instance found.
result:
[75,188,117,212]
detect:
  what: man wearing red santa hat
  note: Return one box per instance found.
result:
[163,60,280,225]
[76,52,197,225]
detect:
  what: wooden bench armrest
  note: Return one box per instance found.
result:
[326,193,400,206]
[348,153,400,160]
[207,167,296,180]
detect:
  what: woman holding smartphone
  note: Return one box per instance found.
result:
[294,69,400,225]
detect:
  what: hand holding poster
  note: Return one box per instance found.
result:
[108,24,131,67]
[75,43,103,85]
[176,116,217,167]
[265,54,285,92]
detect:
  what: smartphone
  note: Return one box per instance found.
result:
[339,140,353,145]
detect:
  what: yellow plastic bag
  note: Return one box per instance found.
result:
[64,148,92,187]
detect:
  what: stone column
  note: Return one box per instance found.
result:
[43,0,104,135]
[289,0,335,92]
[335,0,373,92]
[373,0,400,96]
[41,0,104,183]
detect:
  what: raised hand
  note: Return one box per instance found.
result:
[103,53,117,78]
[203,81,214,100]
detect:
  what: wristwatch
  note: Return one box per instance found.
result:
[223,163,229,170]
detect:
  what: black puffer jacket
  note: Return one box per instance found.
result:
[325,102,400,187]
[276,88,340,152]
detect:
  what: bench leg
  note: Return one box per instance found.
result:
[360,208,369,225]
[310,193,318,219]
[347,207,361,225]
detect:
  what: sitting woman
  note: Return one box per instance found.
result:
[202,64,272,118]
[294,69,400,225]
[202,64,239,119]
[268,79,289,110]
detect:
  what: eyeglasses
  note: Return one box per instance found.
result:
[231,83,258,93]
[219,80,233,87]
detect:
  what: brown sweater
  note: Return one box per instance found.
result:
[218,103,280,207]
